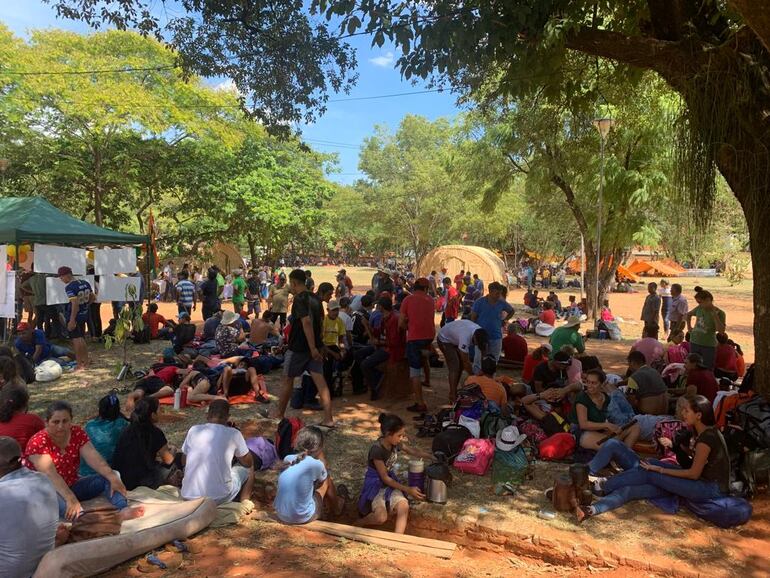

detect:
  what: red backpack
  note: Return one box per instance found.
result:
[275,417,304,459]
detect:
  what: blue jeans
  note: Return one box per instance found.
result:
[588,438,640,475]
[58,474,128,518]
[593,457,722,514]
[361,348,390,393]
[472,337,502,374]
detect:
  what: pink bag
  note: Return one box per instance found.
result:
[453,438,495,476]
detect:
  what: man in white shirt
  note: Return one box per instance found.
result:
[667,283,689,340]
[436,319,489,403]
[181,400,254,504]
[0,436,59,578]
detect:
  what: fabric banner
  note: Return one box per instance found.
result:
[94,247,137,275]
[98,276,141,302]
[0,271,15,318]
[46,275,95,305]
[34,244,87,275]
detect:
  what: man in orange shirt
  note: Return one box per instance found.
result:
[464,356,508,411]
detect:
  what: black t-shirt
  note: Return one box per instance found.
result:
[367,439,399,470]
[288,291,323,352]
[112,424,168,490]
[247,278,259,296]
[200,279,220,310]
[532,363,567,389]
[697,427,730,493]
[351,310,371,345]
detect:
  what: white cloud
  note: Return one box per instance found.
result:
[369,51,394,68]
[214,78,238,93]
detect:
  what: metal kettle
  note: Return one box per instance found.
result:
[426,451,452,504]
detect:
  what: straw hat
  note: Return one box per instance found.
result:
[221,310,239,325]
[496,426,527,452]
[563,315,582,328]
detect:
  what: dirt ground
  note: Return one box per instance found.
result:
[27,266,765,577]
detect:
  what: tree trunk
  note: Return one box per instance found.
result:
[247,233,258,268]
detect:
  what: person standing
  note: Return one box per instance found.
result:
[231,269,247,313]
[175,270,197,317]
[200,269,221,321]
[267,273,291,328]
[658,279,672,333]
[640,282,661,339]
[687,289,726,370]
[470,282,514,373]
[398,278,435,413]
[441,277,460,325]
[275,270,335,428]
[246,270,261,317]
[667,283,689,341]
[58,267,94,370]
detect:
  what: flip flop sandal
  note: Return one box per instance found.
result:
[164,539,190,553]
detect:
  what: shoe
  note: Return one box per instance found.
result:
[407,403,428,413]
[544,487,554,502]
[256,395,270,404]
[304,402,323,411]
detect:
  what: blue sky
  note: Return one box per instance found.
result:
[0,1,461,185]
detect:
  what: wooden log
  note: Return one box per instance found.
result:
[304,520,456,559]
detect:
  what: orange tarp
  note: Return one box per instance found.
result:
[616,264,640,282]
[626,259,682,277]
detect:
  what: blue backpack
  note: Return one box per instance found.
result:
[684,496,753,528]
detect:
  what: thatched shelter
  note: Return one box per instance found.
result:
[417,245,507,284]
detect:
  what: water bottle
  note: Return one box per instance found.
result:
[180,386,188,408]
[173,388,182,410]
[408,459,425,493]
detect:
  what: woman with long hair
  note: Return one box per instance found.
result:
[0,383,44,449]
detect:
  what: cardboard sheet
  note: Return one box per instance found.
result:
[94,247,137,275]
[46,275,95,305]
[98,275,141,302]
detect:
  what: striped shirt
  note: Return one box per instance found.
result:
[176,279,196,306]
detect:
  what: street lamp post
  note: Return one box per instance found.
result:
[592,117,614,319]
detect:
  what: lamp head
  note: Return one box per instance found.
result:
[592,118,615,139]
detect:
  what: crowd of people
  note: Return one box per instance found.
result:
[0,259,755,577]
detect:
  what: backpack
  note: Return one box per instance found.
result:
[653,419,687,458]
[731,396,770,450]
[275,417,304,459]
[453,438,495,476]
[683,496,753,528]
[738,448,770,497]
[432,424,472,463]
[452,384,487,421]
[479,412,511,439]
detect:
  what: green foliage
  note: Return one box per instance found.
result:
[103,284,143,366]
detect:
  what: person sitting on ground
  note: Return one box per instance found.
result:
[14,322,74,365]
[572,369,641,451]
[685,353,720,403]
[355,414,431,534]
[201,310,223,342]
[24,401,145,521]
[215,310,248,357]
[549,316,585,358]
[0,436,59,578]
[79,391,129,478]
[600,300,615,323]
[436,318,488,403]
[538,301,557,327]
[560,345,583,385]
[500,322,527,368]
[625,350,669,415]
[180,400,254,504]
[249,311,281,347]
[112,398,179,491]
[730,339,746,378]
[274,425,349,525]
[0,355,28,391]
[142,303,175,340]
[631,327,666,367]
[172,311,197,354]
[518,386,572,437]
[562,295,581,319]
[522,343,551,385]
[546,291,562,314]
[463,356,509,412]
[532,350,574,393]
[577,395,729,523]
[0,383,44,450]
[666,330,688,365]
[714,332,739,382]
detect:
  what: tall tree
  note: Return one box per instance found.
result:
[314,0,770,394]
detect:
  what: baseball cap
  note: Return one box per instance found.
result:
[15,322,30,332]
[57,266,73,277]
[554,351,572,365]
[327,299,340,311]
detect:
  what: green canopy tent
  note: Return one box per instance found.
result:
[0,197,147,245]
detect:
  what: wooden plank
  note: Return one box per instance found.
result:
[306,520,456,550]
[305,520,456,559]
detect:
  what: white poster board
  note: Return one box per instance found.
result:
[46,275,95,305]
[94,247,137,275]
[34,244,87,275]
[0,271,15,318]
[98,276,141,302]
[0,245,6,303]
